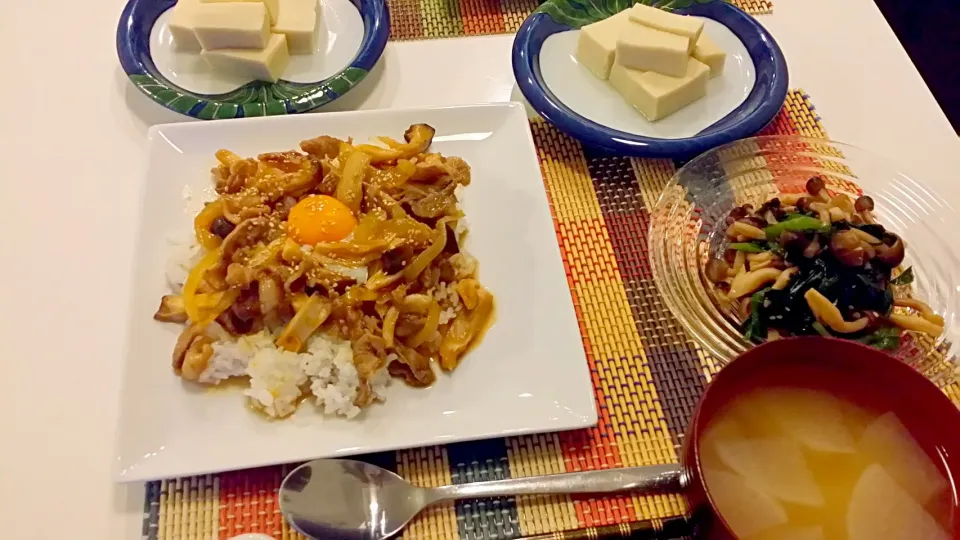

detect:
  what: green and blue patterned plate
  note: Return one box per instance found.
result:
[117,0,388,119]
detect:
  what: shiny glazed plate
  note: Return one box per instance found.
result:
[512,0,788,157]
[116,103,597,481]
[116,0,388,119]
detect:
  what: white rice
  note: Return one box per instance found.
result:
[301,336,364,418]
[200,333,264,385]
[165,231,204,292]
[433,281,461,324]
[438,308,456,325]
[197,330,390,419]
[448,253,478,280]
[245,345,309,418]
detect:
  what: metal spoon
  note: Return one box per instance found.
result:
[279,458,684,540]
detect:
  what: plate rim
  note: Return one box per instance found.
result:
[511,0,789,158]
[116,0,389,119]
[115,102,599,482]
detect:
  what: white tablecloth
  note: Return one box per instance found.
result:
[0,0,956,537]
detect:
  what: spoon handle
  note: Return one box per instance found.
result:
[428,464,683,501]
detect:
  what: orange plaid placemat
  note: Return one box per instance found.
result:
[141,90,847,540]
[386,0,773,41]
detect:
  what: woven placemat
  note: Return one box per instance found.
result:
[386,0,773,41]
[143,90,934,540]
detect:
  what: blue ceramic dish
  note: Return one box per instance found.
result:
[117,0,388,119]
[512,0,788,157]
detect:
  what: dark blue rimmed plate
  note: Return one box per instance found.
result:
[512,0,788,158]
[117,0,388,119]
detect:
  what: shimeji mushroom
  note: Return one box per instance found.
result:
[855,195,877,224]
[803,289,869,333]
[894,298,945,326]
[889,313,944,337]
[772,267,799,290]
[728,268,782,299]
[705,258,730,283]
[807,201,832,224]
[875,233,906,267]
[850,228,882,245]
[746,251,776,271]
[829,193,856,213]
[730,250,746,276]
[830,230,869,266]
[725,220,766,241]
[806,176,829,202]
[802,236,823,258]
[828,207,847,222]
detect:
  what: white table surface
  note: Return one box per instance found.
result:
[0,0,957,537]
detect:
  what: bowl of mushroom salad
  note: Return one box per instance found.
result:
[706,176,936,342]
[650,135,960,385]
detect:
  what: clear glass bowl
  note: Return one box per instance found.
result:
[650,136,960,386]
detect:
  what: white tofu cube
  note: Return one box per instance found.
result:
[693,33,727,77]
[574,10,631,80]
[282,0,318,10]
[201,33,291,82]
[168,0,202,52]
[628,3,703,53]
[609,57,710,121]
[193,2,270,50]
[615,22,689,77]
[200,0,280,25]
[273,0,319,54]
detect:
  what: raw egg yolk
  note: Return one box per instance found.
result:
[287,195,357,244]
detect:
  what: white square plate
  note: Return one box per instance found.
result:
[116,103,597,482]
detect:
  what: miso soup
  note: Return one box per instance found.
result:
[700,385,954,540]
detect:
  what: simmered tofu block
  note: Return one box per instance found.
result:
[615,21,689,77]
[202,33,290,82]
[200,0,280,25]
[609,57,709,121]
[693,33,726,77]
[274,0,319,54]
[193,2,271,50]
[628,3,703,53]
[168,0,203,51]
[574,10,631,80]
